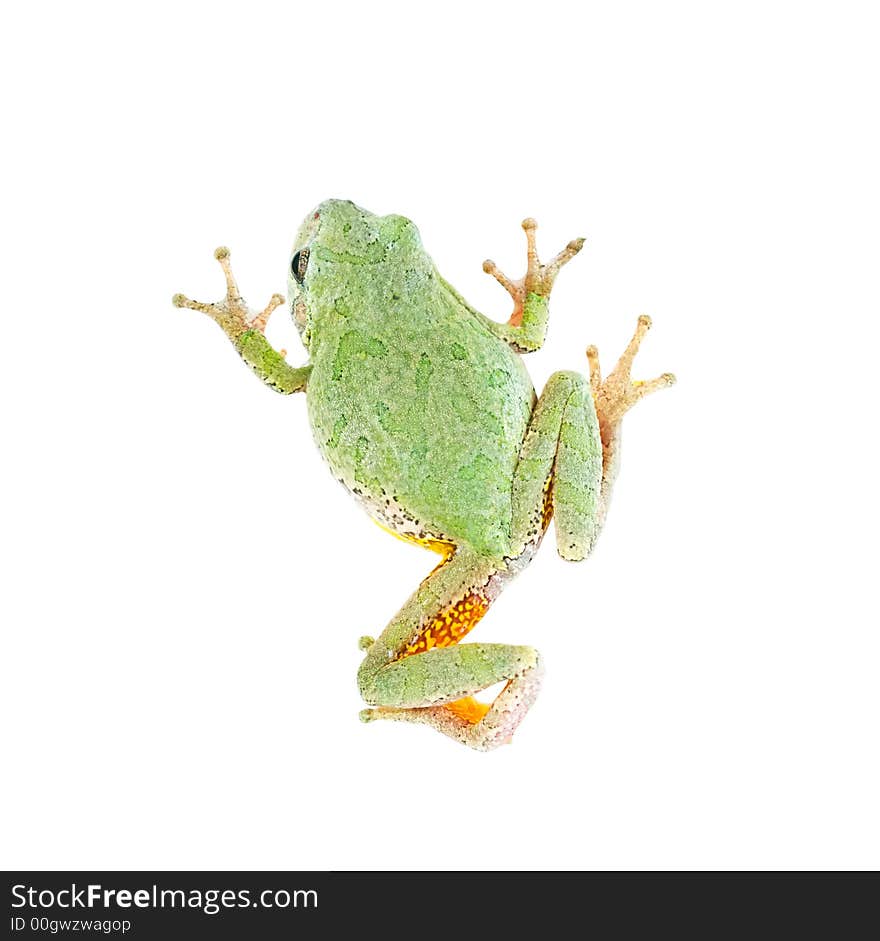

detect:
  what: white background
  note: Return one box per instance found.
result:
[3,1,878,871]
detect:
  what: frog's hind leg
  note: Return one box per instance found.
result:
[510,317,675,563]
[586,315,676,519]
[510,371,604,562]
[357,550,542,752]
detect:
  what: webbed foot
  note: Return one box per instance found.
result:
[482,218,584,326]
[587,315,675,442]
[173,247,285,342]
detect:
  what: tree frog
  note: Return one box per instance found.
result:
[173,200,674,751]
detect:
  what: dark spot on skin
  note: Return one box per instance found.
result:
[313,212,319,220]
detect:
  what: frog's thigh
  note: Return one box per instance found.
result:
[511,370,602,561]
[357,549,542,751]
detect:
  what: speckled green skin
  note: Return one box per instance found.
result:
[292,203,540,559]
[175,198,673,750]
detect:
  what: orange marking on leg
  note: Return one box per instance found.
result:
[446,696,492,724]
[508,302,525,328]
[400,592,490,658]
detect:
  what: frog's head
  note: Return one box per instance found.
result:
[288,199,429,348]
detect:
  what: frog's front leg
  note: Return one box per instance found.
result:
[173,247,312,394]
[357,549,542,751]
[479,218,584,352]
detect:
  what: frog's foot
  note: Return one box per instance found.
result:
[587,315,676,441]
[482,218,584,326]
[173,247,285,342]
[358,653,543,753]
[363,696,494,728]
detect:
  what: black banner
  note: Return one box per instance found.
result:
[5,872,878,938]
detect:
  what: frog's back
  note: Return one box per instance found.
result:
[306,268,534,559]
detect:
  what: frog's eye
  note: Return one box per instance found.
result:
[291,248,310,284]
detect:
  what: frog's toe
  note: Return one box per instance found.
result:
[482,216,586,324]
[250,293,286,333]
[357,635,375,651]
[172,292,214,313]
[588,316,676,432]
[174,245,286,338]
[482,258,519,297]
